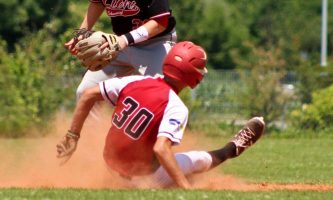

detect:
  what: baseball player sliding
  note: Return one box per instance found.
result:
[57,41,265,188]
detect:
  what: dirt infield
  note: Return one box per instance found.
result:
[0,112,332,191]
[190,173,333,191]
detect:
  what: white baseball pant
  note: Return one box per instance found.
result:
[151,151,213,187]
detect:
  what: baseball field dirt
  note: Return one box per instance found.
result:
[0,112,332,191]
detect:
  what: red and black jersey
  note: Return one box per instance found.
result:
[89,0,176,36]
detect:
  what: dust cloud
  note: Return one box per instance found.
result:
[0,112,332,191]
[0,111,237,189]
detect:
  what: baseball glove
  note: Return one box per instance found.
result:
[75,30,121,71]
[72,28,95,45]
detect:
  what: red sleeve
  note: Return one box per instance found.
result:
[151,15,169,28]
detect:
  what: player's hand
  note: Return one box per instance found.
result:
[56,131,80,165]
[65,28,92,55]
[99,35,127,51]
[65,38,78,55]
[178,180,191,189]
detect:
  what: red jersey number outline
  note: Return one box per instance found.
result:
[112,97,154,140]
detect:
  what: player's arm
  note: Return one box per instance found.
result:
[56,86,104,163]
[79,2,105,30]
[65,2,105,53]
[104,19,166,52]
[103,15,168,51]
[69,86,104,135]
[118,16,167,49]
[143,18,168,38]
[153,136,191,189]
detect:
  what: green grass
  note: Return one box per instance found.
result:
[190,118,333,184]
[1,189,333,200]
[221,137,333,184]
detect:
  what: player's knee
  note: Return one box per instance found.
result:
[193,152,213,172]
[183,151,213,173]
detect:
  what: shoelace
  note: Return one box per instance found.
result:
[234,128,256,147]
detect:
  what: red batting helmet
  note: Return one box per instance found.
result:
[162,41,207,88]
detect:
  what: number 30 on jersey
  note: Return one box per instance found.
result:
[112,97,154,140]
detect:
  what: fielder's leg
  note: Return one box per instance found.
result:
[76,65,136,121]
[129,29,177,76]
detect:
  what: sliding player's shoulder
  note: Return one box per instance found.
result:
[167,91,188,113]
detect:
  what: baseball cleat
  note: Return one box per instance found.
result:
[231,117,265,156]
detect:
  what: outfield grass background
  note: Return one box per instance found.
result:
[222,137,333,184]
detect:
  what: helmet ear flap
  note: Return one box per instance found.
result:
[162,64,183,82]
